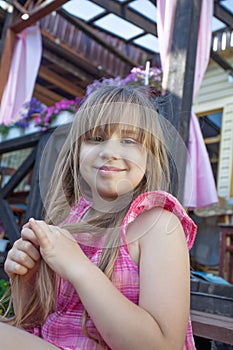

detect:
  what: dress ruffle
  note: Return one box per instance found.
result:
[122,191,197,250]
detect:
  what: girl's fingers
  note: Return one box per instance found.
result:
[8,247,38,268]
[4,259,28,276]
[22,221,30,229]
[5,248,38,276]
[21,226,39,247]
[14,239,41,262]
[4,236,42,277]
[28,218,53,251]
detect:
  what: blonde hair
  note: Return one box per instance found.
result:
[4,86,170,338]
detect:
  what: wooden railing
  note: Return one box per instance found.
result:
[191,279,233,345]
[0,129,53,245]
[191,310,233,345]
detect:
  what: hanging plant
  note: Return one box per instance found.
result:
[86,66,163,96]
[0,124,10,137]
[35,97,82,130]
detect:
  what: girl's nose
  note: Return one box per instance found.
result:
[99,139,120,159]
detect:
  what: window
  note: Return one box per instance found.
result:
[197,111,222,184]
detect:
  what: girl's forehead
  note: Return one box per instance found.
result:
[77,101,160,139]
[86,102,151,125]
[93,123,141,133]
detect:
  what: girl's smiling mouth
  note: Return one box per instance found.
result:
[98,166,126,173]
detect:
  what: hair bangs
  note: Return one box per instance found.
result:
[73,98,161,147]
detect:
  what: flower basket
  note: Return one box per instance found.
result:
[0,126,25,142]
[25,120,38,134]
[15,97,45,133]
[35,97,81,130]
[6,126,25,140]
[21,113,41,135]
[51,111,74,127]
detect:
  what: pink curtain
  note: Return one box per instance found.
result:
[0,25,42,125]
[157,0,218,209]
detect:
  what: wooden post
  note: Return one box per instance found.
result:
[25,125,70,222]
[0,6,14,57]
[161,0,202,202]
[0,28,16,103]
[25,131,55,221]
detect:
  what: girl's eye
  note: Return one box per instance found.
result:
[88,135,105,143]
[121,138,138,145]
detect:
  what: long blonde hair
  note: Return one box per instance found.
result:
[4,86,170,335]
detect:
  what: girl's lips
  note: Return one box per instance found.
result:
[98,166,125,172]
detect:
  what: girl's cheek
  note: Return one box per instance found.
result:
[80,145,95,159]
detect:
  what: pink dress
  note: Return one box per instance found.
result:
[29,191,197,350]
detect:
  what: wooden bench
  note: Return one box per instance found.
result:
[191,310,233,345]
[219,224,233,284]
[191,278,233,346]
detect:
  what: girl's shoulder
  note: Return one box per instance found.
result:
[122,191,197,250]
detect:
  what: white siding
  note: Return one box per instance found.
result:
[193,57,233,114]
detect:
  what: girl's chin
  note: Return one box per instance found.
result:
[92,190,134,206]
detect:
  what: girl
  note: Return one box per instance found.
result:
[1,86,197,350]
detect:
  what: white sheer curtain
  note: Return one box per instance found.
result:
[0,25,42,125]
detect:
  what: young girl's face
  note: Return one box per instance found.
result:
[79,125,147,201]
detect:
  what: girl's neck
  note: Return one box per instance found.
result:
[87,191,134,217]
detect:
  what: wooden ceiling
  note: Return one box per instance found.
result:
[0,0,233,107]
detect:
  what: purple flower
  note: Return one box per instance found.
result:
[122,66,162,89]
[86,77,124,96]
[14,98,44,129]
[85,66,162,96]
[36,97,81,129]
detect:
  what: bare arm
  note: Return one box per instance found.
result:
[29,209,190,350]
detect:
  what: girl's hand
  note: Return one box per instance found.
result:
[4,225,41,282]
[28,218,86,282]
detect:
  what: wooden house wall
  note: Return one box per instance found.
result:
[192,53,233,197]
[193,56,233,114]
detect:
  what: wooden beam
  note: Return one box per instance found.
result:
[191,310,233,345]
[210,49,233,75]
[1,148,36,198]
[41,28,107,78]
[90,0,157,36]
[210,157,219,164]
[204,135,221,145]
[0,7,14,57]
[34,83,64,106]
[25,131,55,221]
[43,49,93,82]
[161,0,202,202]
[0,199,20,245]
[11,0,69,33]
[214,3,233,29]
[58,9,139,67]
[0,131,54,244]
[12,0,29,15]
[38,65,85,97]
[0,29,16,102]
[0,132,41,154]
